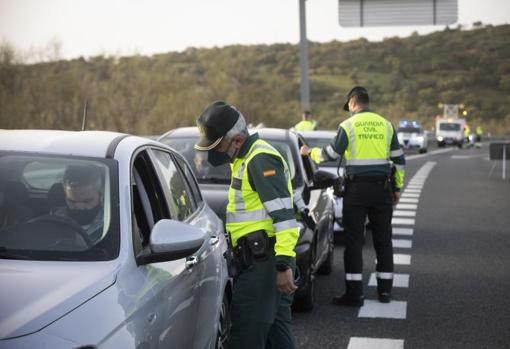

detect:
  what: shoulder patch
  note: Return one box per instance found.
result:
[263,169,276,177]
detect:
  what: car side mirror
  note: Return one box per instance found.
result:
[136,219,206,265]
[310,170,337,190]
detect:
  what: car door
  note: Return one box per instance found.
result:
[149,148,224,349]
[129,148,201,349]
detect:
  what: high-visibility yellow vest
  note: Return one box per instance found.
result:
[225,139,297,257]
[294,120,317,132]
[340,112,394,166]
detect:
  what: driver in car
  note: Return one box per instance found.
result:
[51,165,104,242]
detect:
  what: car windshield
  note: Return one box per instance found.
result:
[439,123,462,131]
[397,126,423,134]
[161,135,299,187]
[300,136,339,168]
[0,152,119,261]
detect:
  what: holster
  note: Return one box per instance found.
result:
[333,176,345,198]
[234,230,275,272]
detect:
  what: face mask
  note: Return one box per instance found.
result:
[207,150,230,167]
[68,205,101,225]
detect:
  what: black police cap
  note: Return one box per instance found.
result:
[195,101,240,151]
[343,86,369,111]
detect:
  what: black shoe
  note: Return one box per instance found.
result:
[332,294,364,307]
[378,292,391,303]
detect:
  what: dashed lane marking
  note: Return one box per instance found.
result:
[392,239,413,248]
[392,227,413,236]
[393,254,411,265]
[393,210,416,217]
[403,188,421,193]
[395,203,418,210]
[358,300,407,319]
[391,217,415,225]
[347,337,404,349]
[399,198,419,203]
[401,193,420,198]
[369,273,409,288]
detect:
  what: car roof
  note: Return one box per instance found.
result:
[159,126,298,142]
[0,129,130,158]
[298,130,337,138]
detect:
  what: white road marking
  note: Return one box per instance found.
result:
[393,239,413,248]
[393,210,416,217]
[396,203,417,210]
[358,300,407,319]
[392,217,415,225]
[347,337,404,349]
[406,147,452,161]
[369,273,409,288]
[406,185,423,189]
[399,198,419,203]
[401,193,420,198]
[392,227,413,236]
[404,188,421,193]
[393,254,411,265]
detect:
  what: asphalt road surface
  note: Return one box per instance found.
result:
[292,143,510,349]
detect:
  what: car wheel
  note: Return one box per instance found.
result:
[292,255,315,312]
[317,229,334,275]
[215,292,231,349]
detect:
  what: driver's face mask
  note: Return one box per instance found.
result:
[207,138,239,167]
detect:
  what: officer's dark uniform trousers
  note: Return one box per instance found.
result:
[342,176,394,296]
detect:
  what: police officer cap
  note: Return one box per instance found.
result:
[343,86,369,111]
[195,101,241,151]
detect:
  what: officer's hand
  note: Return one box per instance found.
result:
[300,145,310,157]
[276,268,298,295]
[393,191,401,205]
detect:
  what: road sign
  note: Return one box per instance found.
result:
[339,0,458,27]
[443,104,459,118]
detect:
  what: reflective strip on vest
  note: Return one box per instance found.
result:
[376,272,394,279]
[345,158,389,166]
[273,219,298,232]
[395,164,405,171]
[325,144,341,159]
[390,148,404,157]
[386,121,393,153]
[345,273,363,281]
[263,197,293,213]
[226,209,270,223]
[344,119,356,159]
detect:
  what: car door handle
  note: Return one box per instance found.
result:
[147,312,157,324]
[210,236,219,246]
[185,256,199,269]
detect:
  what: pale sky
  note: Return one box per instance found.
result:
[0,0,509,61]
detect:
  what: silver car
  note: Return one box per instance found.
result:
[0,130,231,349]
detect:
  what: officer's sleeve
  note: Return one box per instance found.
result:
[389,125,405,190]
[247,153,298,269]
[310,127,348,164]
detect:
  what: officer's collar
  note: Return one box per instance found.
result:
[352,107,371,115]
[237,133,259,158]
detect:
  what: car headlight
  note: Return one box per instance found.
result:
[437,136,444,141]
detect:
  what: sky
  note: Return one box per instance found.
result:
[0,0,509,61]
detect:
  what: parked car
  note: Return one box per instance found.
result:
[158,127,336,311]
[298,130,344,236]
[0,130,231,349]
[397,121,428,153]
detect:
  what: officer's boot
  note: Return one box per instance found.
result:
[333,280,364,307]
[377,277,393,303]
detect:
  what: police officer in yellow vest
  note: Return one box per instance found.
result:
[301,87,405,306]
[294,110,318,131]
[194,101,299,348]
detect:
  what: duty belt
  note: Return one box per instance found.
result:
[346,175,389,183]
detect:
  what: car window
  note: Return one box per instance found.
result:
[131,150,169,250]
[151,149,195,222]
[439,123,461,131]
[397,126,423,133]
[300,136,339,168]
[173,154,203,206]
[0,152,119,261]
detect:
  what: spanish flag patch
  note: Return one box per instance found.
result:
[263,169,276,177]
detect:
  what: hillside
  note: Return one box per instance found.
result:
[1,24,509,134]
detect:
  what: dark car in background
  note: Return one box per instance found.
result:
[158,127,336,311]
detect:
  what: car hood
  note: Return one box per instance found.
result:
[0,260,118,340]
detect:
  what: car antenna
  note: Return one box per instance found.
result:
[81,100,88,131]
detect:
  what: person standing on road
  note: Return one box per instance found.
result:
[300,86,405,306]
[293,110,318,131]
[194,101,299,348]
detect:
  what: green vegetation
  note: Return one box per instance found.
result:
[1,24,509,135]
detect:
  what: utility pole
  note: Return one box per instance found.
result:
[299,0,311,111]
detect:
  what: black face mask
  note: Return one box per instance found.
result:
[207,150,230,167]
[68,205,101,225]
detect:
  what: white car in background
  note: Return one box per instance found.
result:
[397,121,428,153]
[298,131,344,235]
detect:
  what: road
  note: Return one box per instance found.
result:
[292,143,510,349]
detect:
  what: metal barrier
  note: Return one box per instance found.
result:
[489,141,510,180]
